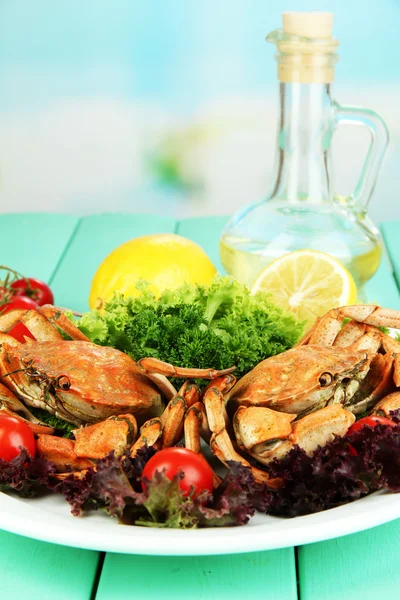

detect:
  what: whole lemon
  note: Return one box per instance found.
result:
[89,233,217,309]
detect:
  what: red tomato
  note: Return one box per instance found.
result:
[142,448,214,497]
[0,295,38,342]
[0,414,36,461]
[348,415,396,435]
[11,277,54,306]
[348,444,358,457]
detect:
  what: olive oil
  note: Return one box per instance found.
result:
[220,203,382,294]
[220,13,388,296]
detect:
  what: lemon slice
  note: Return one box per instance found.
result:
[251,249,357,328]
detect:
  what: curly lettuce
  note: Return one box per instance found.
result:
[77,277,305,382]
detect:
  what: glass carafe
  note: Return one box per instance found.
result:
[220,12,389,298]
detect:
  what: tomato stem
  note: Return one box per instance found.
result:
[0,265,29,307]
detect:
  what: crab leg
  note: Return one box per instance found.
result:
[156,382,203,448]
[333,321,366,348]
[203,388,231,438]
[201,374,237,398]
[36,435,94,472]
[0,309,63,341]
[0,381,55,434]
[340,305,400,330]
[346,353,395,414]
[306,310,347,346]
[177,381,201,409]
[295,316,322,345]
[203,386,279,488]
[348,326,384,354]
[304,305,400,348]
[137,357,236,380]
[0,332,20,347]
[210,429,280,487]
[184,404,204,454]
[185,401,211,447]
[201,374,236,434]
[0,306,91,342]
[371,391,400,417]
[184,402,221,487]
[130,418,163,457]
[73,414,138,459]
[142,373,177,402]
[160,395,187,448]
[37,306,90,341]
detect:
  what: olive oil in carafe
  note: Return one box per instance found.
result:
[220,204,382,293]
[220,13,388,295]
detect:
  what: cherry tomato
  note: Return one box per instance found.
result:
[0,295,38,342]
[11,277,54,306]
[348,415,396,435]
[142,447,214,497]
[0,414,36,461]
[348,443,358,457]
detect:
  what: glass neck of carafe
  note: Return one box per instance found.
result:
[269,81,335,204]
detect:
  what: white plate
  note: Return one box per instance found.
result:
[1,489,399,555]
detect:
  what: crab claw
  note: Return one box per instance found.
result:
[371,391,400,418]
[130,417,163,457]
[233,405,355,465]
[0,382,55,434]
[73,414,138,459]
[36,435,94,472]
[233,406,296,463]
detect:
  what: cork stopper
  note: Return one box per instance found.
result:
[267,12,339,84]
[282,12,333,39]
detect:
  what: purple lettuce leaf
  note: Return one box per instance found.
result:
[263,420,400,517]
[51,451,139,517]
[2,414,400,527]
[123,462,257,528]
[0,448,56,497]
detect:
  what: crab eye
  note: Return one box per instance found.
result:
[57,376,71,390]
[319,372,333,387]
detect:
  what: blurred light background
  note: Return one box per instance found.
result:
[0,0,398,224]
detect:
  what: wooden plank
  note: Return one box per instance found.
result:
[298,521,400,600]
[50,213,178,313]
[96,550,298,600]
[0,213,79,284]
[0,530,100,600]
[0,212,100,599]
[298,223,400,599]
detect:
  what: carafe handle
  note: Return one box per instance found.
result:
[334,102,389,215]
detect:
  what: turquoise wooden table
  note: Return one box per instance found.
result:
[1,213,400,600]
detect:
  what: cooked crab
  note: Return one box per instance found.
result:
[0,306,234,428]
[225,305,400,417]
[185,305,400,475]
[8,303,400,489]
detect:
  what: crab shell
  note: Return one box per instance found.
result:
[0,340,164,425]
[225,345,371,416]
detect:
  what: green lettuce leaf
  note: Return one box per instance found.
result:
[77,276,304,384]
